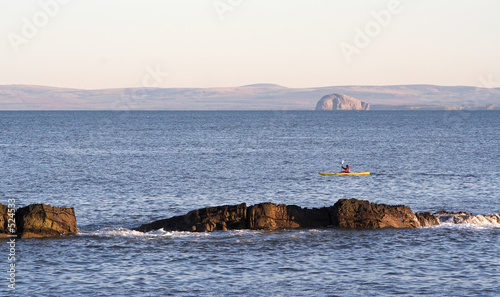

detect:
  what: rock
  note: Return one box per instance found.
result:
[15,204,78,238]
[415,212,439,227]
[247,203,296,229]
[0,203,10,238]
[284,205,331,229]
[315,93,370,111]
[433,210,500,225]
[246,203,331,230]
[135,202,333,232]
[438,213,500,225]
[135,199,423,232]
[135,203,248,232]
[435,210,469,216]
[483,214,500,224]
[330,198,420,229]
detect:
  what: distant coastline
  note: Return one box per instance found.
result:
[370,104,500,111]
[1,84,499,111]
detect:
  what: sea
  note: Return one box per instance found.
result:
[1,110,499,296]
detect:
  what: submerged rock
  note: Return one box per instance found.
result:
[135,198,430,232]
[436,213,500,225]
[433,210,500,225]
[315,93,370,111]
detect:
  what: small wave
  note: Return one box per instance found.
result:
[436,214,500,229]
[79,226,210,239]
[78,227,330,240]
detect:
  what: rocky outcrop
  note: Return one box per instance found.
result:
[135,203,332,232]
[135,203,248,232]
[135,198,433,232]
[16,204,78,238]
[315,93,370,110]
[0,203,78,239]
[330,199,420,228]
[416,212,440,227]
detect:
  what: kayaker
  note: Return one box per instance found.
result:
[341,164,350,173]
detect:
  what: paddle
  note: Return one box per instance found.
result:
[341,160,344,172]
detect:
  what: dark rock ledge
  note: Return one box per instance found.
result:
[134,198,440,233]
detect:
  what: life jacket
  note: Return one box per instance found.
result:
[342,165,350,173]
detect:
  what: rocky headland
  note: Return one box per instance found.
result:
[315,93,370,111]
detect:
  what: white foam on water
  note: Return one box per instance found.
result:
[436,214,500,229]
[79,215,500,237]
[78,227,328,241]
[79,227,211,239]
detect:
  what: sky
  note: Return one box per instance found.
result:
[1,0,500,89]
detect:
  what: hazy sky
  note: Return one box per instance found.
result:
[1,0,499,89]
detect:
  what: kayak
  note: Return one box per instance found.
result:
[319,172,370,176]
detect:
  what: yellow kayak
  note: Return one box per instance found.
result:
[319,172,370,176]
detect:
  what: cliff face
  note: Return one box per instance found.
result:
[315,93,370,110]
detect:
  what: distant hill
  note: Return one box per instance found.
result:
[1,84,500,110]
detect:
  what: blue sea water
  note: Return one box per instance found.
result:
[0,110,499,296]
